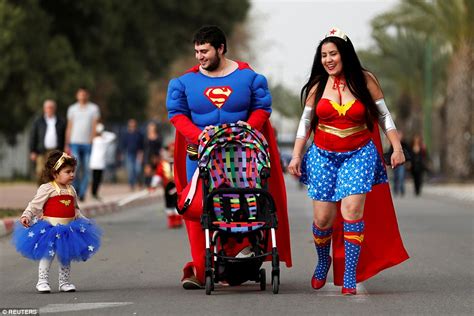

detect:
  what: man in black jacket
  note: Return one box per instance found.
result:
[30,99,66,183]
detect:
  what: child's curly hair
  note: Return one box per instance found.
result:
[40,150,77,184]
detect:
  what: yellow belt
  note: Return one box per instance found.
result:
[317,124,367,138]
[42,216,74,226]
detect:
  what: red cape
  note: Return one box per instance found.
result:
[331,124,409,285]
[174,121,293,268]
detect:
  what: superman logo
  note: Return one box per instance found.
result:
[204,86,233,108]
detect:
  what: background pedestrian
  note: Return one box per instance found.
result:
[65,88,101,201]
[89,123,116,201]
[29,100,66,185]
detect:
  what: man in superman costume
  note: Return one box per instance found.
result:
[166,25,292,289]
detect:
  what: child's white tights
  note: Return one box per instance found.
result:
[37,257,74,291]
[37,258,52,287]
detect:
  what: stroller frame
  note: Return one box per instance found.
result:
[198,124,280,295]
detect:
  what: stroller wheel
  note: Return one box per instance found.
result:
[272,274,279,294]
[205,275,213,295]
[259,268,266,291]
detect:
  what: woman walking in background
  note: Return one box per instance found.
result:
[410,134,428,196]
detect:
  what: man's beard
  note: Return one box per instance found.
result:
[203,55,221,71]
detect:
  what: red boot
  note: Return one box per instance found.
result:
[167,214,174,228]
[171,214,183,228]
[311,256,332,289]
[342,287,357,295]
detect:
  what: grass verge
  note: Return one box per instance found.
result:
[0,208,22,219]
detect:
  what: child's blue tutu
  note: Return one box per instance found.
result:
[12,218,102,266]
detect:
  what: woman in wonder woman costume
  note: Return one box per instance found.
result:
[288,27,408,295]
[12,151,101,293]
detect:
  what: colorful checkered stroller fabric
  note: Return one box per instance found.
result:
[198,123,271,233]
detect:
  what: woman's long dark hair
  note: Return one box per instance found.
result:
[300,36,379,131]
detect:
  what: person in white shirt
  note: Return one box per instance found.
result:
[89,123,116,201]
[65,88,101,201]
[29,100,66,184]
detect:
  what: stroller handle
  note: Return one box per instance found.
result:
[198,123,269,159]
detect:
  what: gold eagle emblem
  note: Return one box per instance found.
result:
[329,100,356,116]
[313,235,331,246]
[59,199,71,206]
[344,234,365,243]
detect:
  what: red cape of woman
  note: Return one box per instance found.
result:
[331,124,409,285]
[173,121,292,268]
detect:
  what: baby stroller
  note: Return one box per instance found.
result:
[198,123,280,295]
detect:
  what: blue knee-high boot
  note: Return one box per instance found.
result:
[311,222,332,289]
[342,218,365,295]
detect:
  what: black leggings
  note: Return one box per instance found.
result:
[164,182,177,208]
[91,169,103,197]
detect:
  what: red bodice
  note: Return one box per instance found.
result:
[314,98,371,152]
[43,194,75,218]
[156,161,174,187]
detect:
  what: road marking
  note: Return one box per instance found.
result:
[314,282,368,301]
[117,189,151,206]
[39,302,133,314]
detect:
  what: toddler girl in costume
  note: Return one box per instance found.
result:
[151,142,183,228]
[12,151,102,293]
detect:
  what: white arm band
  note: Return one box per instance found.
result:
[296,106,314,139]
[375,99,397,133]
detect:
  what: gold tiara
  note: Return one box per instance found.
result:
[54,152,72,170]
[325,27,348,41]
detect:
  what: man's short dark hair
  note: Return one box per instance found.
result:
[193,25,227,54]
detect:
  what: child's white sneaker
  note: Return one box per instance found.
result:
[36,281,51,293]
[59,283,76,292]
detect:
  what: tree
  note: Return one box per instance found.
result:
[358,28,448,135]
[0,0,250,143]
[373,0,473,179]
[38,0,250,122]
[270,83,301,119]
[0,0,84,144]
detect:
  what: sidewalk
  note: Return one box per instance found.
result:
[422,182,473,203]
[0,182,162,237]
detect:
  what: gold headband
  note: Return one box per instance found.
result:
[54,152,72,170]
[325,27,348,41]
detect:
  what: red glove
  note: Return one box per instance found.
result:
[170,114,202,144]
[247,109,270,131]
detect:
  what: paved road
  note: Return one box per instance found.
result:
[1,177,472,315]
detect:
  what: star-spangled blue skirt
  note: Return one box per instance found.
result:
[12,218,102,266]
[300,140,388,202]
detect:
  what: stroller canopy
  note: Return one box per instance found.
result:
[198,123,271,191]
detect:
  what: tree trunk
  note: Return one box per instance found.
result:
[444,42,473,179]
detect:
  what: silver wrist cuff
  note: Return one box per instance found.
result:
[296,106,313,139]
[375,99,396,133]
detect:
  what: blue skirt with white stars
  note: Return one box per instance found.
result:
[300,140,388,202]
[12,218,102,266]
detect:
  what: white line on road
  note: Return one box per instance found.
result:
[117,189,151,206]
[39,302,134,314]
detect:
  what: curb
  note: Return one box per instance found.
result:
[0,218,15,238]
[0,190,162,238]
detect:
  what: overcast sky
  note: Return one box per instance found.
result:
[247,0,399,91]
